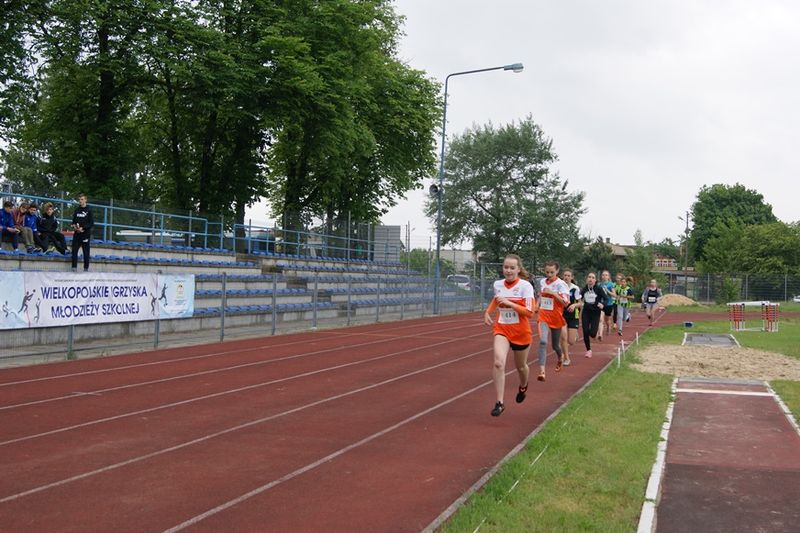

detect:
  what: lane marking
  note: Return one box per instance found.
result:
[0,330,486,447]
[0,322,482,411]
[0,315,476,388]
[636,378,677,533]
[161,376,495,532]
[675,388,772,397]
[0,348,490,504]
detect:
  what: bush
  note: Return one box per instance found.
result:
[716,277,740,304]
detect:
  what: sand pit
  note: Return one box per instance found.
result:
[632,344,800,381]
[659,294,697,307]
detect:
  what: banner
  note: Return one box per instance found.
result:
[0,272,195,330]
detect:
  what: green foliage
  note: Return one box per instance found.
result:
[716,277,741,304]
[624,229,654,288]
[1,0,439,228]
[426,115,585,268]
[573,236,616,277]
[699,221,800,275]
[690,183,777,262]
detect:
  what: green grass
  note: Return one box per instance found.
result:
[666,301,800,314]
[440,358,672,533]
[439,313,800,532]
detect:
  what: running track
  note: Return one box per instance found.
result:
[1,310,676,531]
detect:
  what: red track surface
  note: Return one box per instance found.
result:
[656,378,800,532]
[1,309,677,532]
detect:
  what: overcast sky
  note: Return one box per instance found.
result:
[382,0,800,249]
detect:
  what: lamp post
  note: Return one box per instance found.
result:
[679,212,690,296]
[432,62,524,314]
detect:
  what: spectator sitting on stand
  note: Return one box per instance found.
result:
[24,203,45,253]
[13,200,37,253]
[1,201,21,252]
[39,202,67,255]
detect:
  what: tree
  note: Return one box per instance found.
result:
[699,221,800,275]
[573,236,616,277]
[265,0,440,231]
[624,229,655,291]
[1,0,439,232]
[690,183,777,261]
[425,116,585,268]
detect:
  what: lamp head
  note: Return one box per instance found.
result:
[503,62,524,73]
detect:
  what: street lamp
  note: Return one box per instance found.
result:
[432,62,524,314]
[679,212,690,296]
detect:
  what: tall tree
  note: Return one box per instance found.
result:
[425,116,585,268]
[690,183,777,261]
[624,229,655,290]
[573,236,616,277]
[699,221,800,275]
[265,0,439,230]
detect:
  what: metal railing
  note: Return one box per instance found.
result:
[1,189,404,263]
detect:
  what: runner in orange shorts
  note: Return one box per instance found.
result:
[484,254,534,417]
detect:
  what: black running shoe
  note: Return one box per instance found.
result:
[491,401,505,417]
[516,385,528,404]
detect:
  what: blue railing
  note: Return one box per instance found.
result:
[2,191,402,263]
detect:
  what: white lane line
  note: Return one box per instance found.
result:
[0,316,475,388]
[161,375,493,532]
[675,388,772,397]
[0,323,481,411]
[637,377,677,533]
[0,331,486,447]
[0,348,489,504]
[764,382,800,437]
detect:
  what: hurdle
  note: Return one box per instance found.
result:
[727,301,780,332]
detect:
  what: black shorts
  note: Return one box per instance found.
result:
[563,309,580,329]
[603,303,615,317]
[509,342,530,351]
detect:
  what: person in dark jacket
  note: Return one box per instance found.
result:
[39,202,67,254]
[579,272,607,358]
[70,193,94,271]
[1,201,21,251]
[23,203,45,253]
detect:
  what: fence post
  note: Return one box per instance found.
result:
[271,275,277,335]
[109,198,114,243]
[346,211,351,262]
[347,277,352,326]
[188,210,193,248]
[312,271,318,329]
[785,274,788,301]
[220,272,227,342]
[101,205,107,241]
[67,324,74,359]
[400,275,405,320]
[744,273,749,300]
[154,270,162,348]
[375,278,380,322]
[219,214,225,251]
[247,218,252,254]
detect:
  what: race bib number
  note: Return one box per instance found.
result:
[648,296,657,303]
[499,308,519,324]
[584,292,596,304]
[540,297,554,311]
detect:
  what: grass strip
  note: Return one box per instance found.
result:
[440,352,672,532]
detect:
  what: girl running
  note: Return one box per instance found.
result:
[484,254,534,417]
[580,272,606,358]
[598,270,617,341]
[560,269,581,367]
[535,261,570,381]
[615,276,634,334]
[641,279,663,326]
